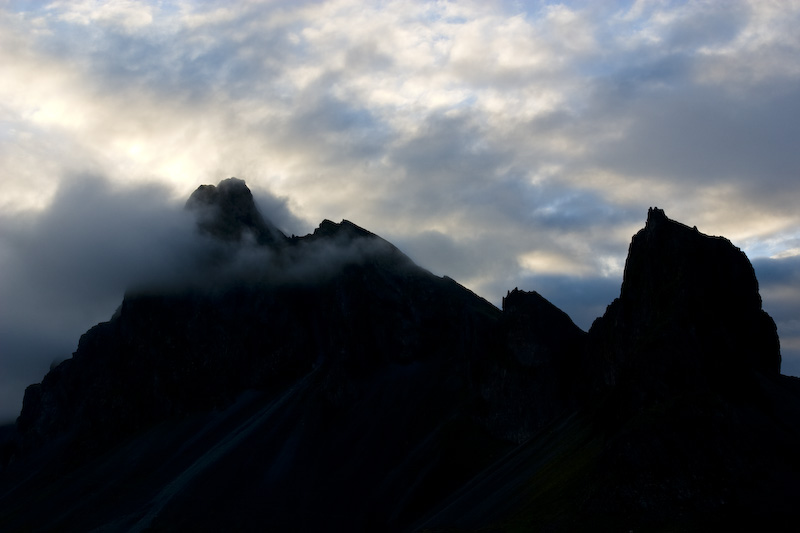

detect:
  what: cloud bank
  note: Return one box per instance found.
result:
[2,0,800,420]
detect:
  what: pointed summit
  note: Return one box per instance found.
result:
[644,206,668,228]
[186,178,288,247]
[312,219,375,240]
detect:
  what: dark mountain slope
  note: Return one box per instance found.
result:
[0,179,580,531]
[2,186,798,532]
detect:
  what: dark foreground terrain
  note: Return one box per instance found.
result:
[2,178,799,531]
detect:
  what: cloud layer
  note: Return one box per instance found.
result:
[2,0,800,420]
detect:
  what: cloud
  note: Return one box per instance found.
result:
[0,177,189,420]
[48,0,155,32]
[588,82,800,192]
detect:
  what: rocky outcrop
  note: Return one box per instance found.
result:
[186,177,289,247]
[586,207,780,399]
[503,288,585,368]
[468,288,586,442]
[566,207,792,531]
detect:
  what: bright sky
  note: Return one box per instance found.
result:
[2,0,800,420]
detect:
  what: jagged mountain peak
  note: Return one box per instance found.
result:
[186,177,288,247]
[645,205,668,225]
[312,218,375,240]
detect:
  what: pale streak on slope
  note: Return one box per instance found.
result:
[119,370,317,533]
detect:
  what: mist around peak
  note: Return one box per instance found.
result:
[0,176,447,422]
[0,176,305,422]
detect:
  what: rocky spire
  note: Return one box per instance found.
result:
[185,177,288,247]
[588,207,780,395]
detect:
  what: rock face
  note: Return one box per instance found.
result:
[566,208,794,531]
[486,288,585,437]
[587,207,780,399]
[2,187,799,532]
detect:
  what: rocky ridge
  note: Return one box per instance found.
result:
[1,180,798,532]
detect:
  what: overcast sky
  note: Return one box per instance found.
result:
[2,0,800,422]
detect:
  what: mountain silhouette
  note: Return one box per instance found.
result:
[2,179,798,531]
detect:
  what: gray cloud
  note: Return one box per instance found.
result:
[588,81,800,191]
[0,177,191,421]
